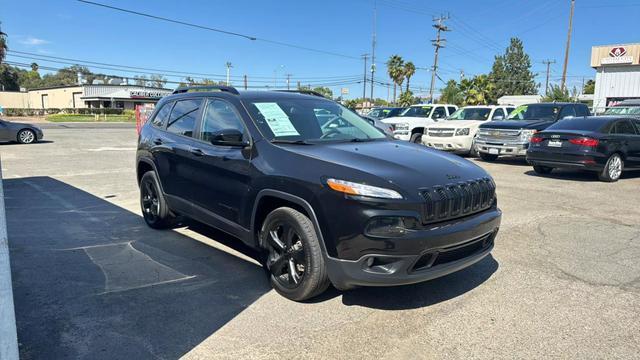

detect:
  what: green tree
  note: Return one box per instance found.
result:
[386,55,405,103]
[298,85,333,99]
[583,79,595,95]
[149,74,167,88]
[398,90,417,107]
[30,62,39,72]
[489,37,538,102]
[439,80,464,106]
[17,67,41,89]
[134,75,149,86]
[460,75,495,105]
[542,84,573,102]
[0,23,7,64]
[404,61,416,92]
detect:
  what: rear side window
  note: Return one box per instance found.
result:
[612,120,637,135]
[167,99,202,137]
[151,102,172,128]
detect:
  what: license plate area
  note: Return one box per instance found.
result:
[488,148,499,154]
[547,140,562,148]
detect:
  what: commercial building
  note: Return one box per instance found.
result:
[0,84,172,110]
[591,43,640,113]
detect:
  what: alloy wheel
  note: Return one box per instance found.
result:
[141,179,160,221]
[265,222,306,289]
[19,130,35,144]
[609,155,622,180]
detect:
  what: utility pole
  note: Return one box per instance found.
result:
[561,0,575,91]
[428,15,450,103]
[243,75,248,90]
[285,74,292,90]
[362,54,369,106]
[369,0,377,102]
[542,59,556,95]
[460,69,465,82]
[225,62,233,86]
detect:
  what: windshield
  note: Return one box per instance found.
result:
[604,107,640,115]
[244,98,386,142]
[399,106,432,117]
[367,108,392,119]
[448,108,491,120]
[507,105,561,121]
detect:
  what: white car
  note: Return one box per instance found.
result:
[381,104,458,142]
[421,105,515,156]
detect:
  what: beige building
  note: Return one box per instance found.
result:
[591,43,640,113]
[0,84,172,110]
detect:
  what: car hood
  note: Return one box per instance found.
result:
[428,120,486,129]
[479,120,555,130]
[381,116,434,125]
[281,140,490,192]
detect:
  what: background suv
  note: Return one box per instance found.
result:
[422,105,515,156]
[136,86,501,301]
[381,103,458,143]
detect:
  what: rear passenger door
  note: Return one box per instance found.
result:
[157,98,203,203]
[189,98,252,224]
[619,119,640,167]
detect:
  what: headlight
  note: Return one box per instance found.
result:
[520,129,537,140]
[455,128,470,136]
[326,178,403,199]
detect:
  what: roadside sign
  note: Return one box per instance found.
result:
[341,88,349,95]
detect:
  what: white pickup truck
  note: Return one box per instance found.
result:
[381,103,458,143]
[421,105,515,156]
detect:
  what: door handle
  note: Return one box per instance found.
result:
[190,148,204,156]
[153,138,163,145]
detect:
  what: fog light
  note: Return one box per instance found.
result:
[365,217,417,238]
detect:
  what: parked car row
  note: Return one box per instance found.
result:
[387,101,639,182]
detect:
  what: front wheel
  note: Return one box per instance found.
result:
[598,154,623,182]
[17,129,36,144]
[260,207,330,301]
[479,152,498,161]
[533,165,553,175]
[409,133,423,144]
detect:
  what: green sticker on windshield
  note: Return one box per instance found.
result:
[254,103,300,137]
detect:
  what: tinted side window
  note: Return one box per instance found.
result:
[151,102,172,128]
[447,107,457,116]
[199,99,245,143]
[432,107,446,119]
[167,99,202,137]
[576,105,590,117]
[559,106,577,119]
[613,120,637,135]
[492,108,505,120]
[633,119,640,134]
[506,107,515,115]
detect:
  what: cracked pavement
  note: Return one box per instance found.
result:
[3,127,640,359]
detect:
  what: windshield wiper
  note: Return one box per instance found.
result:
[270,139,313,145]
[346,137,377,143]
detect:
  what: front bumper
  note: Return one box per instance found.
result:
[324,208,501,289]
[392,132,411,141]
[475,139,528,156]
[422,135,474,153]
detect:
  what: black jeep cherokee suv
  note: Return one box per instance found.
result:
[136,86,502,301]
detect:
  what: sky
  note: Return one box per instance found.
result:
[2,0,640,99]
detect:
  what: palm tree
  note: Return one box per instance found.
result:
[30,62,39,72]
[386,55,404,104]
[404,62,416,92]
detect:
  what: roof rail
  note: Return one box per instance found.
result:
[275,90,326,98]
[172,85,240,95]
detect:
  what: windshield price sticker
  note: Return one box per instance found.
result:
[254,103,300,137]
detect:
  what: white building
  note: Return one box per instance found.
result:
[591,43,640,114]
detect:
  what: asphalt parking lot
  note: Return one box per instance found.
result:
[3,127,640,359]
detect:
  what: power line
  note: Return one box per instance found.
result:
[77,0,360,60]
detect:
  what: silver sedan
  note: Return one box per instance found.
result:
[0,119,44,144]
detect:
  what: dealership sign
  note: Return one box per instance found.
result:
[129,90,170,99]
[601,47,633,65]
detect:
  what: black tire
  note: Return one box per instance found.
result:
[469,140,479,157]
[598,153,623,182]
[260,207,330,301]
[479,152,498,161]
[533,165,553,175]
[139,171,175,229]
[409,133,423,144]
[17,129,36,144]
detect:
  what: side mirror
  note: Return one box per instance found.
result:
[210,129,249,147]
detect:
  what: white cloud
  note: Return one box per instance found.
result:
[19,37,50,46]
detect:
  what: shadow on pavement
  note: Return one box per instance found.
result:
[0,140,54,145]
[5,176,269,359]
[339,255,498,310]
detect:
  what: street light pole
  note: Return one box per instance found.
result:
[225,62,233,86]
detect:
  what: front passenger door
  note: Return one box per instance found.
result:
[189,98,252,224]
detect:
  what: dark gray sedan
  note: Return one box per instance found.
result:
[0,119,44,144]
